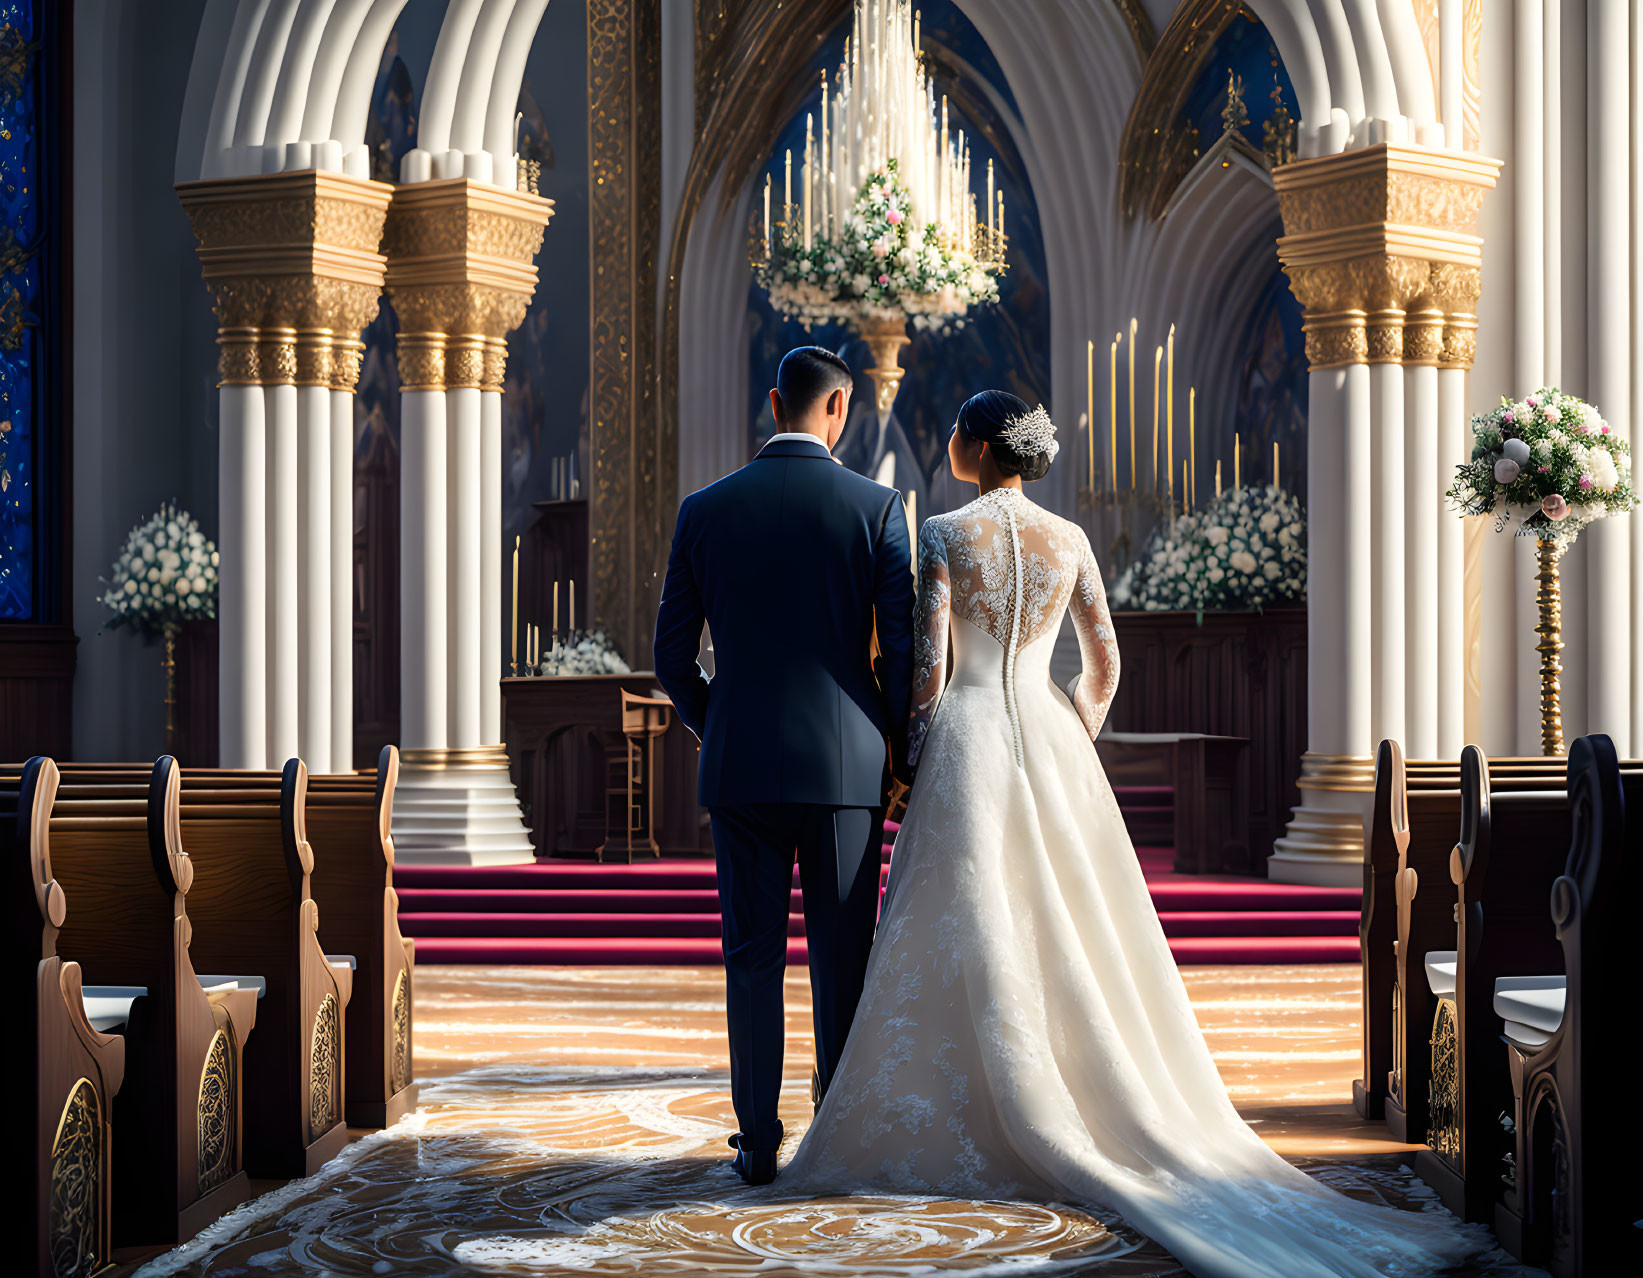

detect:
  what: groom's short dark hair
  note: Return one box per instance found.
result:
[775,346,853,422]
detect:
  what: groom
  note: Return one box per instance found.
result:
[654,346,916,1185]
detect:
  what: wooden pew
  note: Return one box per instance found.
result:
[1367,745,1566,1140]
[1412,746,1573,1223]
[154,759,351,1178]
[306,748,417,1127]
[1494,734,1641,1274]
[162,755,416,1128]
[3,758,126,1278]
[29,759,258,1246]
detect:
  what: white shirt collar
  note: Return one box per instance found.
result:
[765,432,831,449]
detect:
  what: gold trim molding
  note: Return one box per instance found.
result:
[1272,144,1500,371]
[177,170,395,392]
[382,178,555,393]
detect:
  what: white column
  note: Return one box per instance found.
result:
[401,390,449,750]
[296,376,332,776]
[1404,362,1439,758]
[330,386,354,772]
[218,381,267,768]
[1436,367,1468,756]
[1307,368,1347,754]
[447,380,484,749]
[1343,362,1375,754]
[480,383,503,743]
[265,366,300,765]
[1370,356,1406,749]
[1588,0,1632,754]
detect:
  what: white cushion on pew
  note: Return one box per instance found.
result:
[198,974,266,999]
[82,986,147,1034]
[1502,1019,1555,1051]
[1423,950,1458,998]
[1493,975,1565,1035]
[325,954,357,971]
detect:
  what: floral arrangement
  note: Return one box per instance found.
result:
[1446,387,1636,541]
[535,629,631,677]
[1111,484,1307,614]
[754,160,1001,333]
[98,501,219,637]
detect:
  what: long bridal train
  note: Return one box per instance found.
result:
[782,486,1486,1278]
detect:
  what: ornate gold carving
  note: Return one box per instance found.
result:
[50,1077,104,1278]
[218,326,263,385]
[390,969,412,1094]
[260,326,298,385]
[482,338,509,394]
[1273,145,1500,369]
[309,993,341,1139]
[295,328,335,387]
[1403,305,1446,364]
[177,171,393,387]
[859,316,911,418]
[332,336,366,392]
[591,0,663,662]
[1117,0,1252,222]
[1427,996,1460,1160]
[382,179,553,393]
[1535,537,1565,756]
[1110,0,1159,63]
[1463,513,1485,742]
[1293,751,1377,794]
[1461,0,1483,152]
[197,1016,237,1193]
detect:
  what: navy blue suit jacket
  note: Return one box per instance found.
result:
[654,436,916,807]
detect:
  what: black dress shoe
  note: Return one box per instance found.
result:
[727,1133,779,1186]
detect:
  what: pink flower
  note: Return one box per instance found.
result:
[1578,424,1592,434]
[1502,411,1515,423]
[1601,424,1612,434]
[1579,474,1594,491]
[877,273,889,285]
[1542,494,1570,520]
[1544,407,1562,423]
[1538,465,1550,472]
[1527,394,1541,407]
[886,208,904,225]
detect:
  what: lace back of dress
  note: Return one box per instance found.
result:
[1003,509,1025,767]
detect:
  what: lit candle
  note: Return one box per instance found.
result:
[1127,317,1137,492]
[1152,346,1162,495]
[803,113,813,249]
[510,535,520,672]
[987,158,995,237]
[785,148,792,212]
[1086,339,1095,493]
[763,174,771,253]
[913,6,920,53]
[1216,458,1223,497]
[552,579,559,641]
[1165,324,1175,507]
[997,189,1004,243]
[1188,386,1196,509]
[940,96,949,223]
[1273,440,1280,486]
[1234,431,1241,489]
[1109,334,1119,502]
[569,579,576,633]
[820,74,830,234]
[1183,459,1190,513]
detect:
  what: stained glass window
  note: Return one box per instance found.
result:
[0,0,47,620]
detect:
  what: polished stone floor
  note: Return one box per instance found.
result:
[134,965,1540,1277]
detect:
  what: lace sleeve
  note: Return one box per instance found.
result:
[908,520,950,768]
[1068,532,1119,739]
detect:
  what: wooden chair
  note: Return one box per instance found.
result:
[1493,735,1640,1274]
[1364,745,1566,1139]
[37,759,258,1246]
[2,758,126,1278]
[1412,746,1573,1222]
[177,760,353,1177]
[306,747,417,1127]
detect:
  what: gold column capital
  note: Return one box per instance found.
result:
[177,169,394,386]
[382,179,555,393]
[1272,143,1500,371]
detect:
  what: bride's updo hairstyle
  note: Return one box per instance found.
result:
[955,390,1060,482]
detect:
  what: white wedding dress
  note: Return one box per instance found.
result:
[782,486,1484,1277]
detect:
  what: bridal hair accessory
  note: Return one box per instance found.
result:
[999,404,1059,461]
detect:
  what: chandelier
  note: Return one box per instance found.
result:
[750,0,1008,420]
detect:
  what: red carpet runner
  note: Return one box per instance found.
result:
[397,787,1361,966]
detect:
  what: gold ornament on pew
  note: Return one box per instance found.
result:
[1446,388,1638,755]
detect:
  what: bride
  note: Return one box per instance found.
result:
[781,391,1485,1277]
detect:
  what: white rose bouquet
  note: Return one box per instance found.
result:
[1111,484,1307,615]
[754,159,1002,334]
[536,629,631,677]
[1446,387,1636,541]
[99,501,219,638]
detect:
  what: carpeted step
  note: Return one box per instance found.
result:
[407,934,1360,966]
[1146,879,1359,911]
[1155,910,1358,938]
[400,911,805,939]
